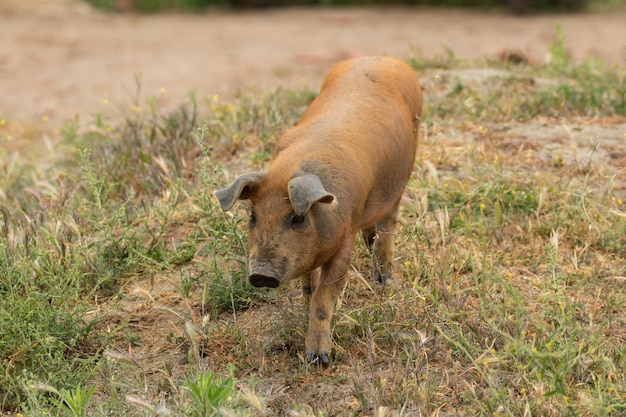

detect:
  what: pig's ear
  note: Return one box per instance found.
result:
[214,172,263,212]
[288,173,335,216]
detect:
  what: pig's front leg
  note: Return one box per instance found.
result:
[305,238,353,364]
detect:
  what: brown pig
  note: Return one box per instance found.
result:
[214,56,423,364]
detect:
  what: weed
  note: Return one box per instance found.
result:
[413,24,626,122]
[1,34,625,416]
[52,383,97,417]
[185,369,238,417]
[193,124,269,315]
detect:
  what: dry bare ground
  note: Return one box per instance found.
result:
[1,0,626,123]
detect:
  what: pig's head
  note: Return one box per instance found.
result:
[214,172,336,288]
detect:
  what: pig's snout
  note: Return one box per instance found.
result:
[249,265,280,288]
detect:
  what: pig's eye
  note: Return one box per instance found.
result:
[249,211,257,227]
[290,213,305,228]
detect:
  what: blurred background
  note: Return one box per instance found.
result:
[1,0,625,122]
[3,0,607,13]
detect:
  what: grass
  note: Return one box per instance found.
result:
[409,26,626,123]
[1,28,625,416]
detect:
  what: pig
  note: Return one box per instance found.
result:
[214,56,423,364]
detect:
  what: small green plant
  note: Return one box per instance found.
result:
[547,24,571,74]
[192,124,267,315]
[53,383,97,417]
[186,370,238,417]
[23,382,96,417]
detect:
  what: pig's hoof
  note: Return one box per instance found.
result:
[306,351,330,366]
[373,271,391,284]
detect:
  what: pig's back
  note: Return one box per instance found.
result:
[273,56,423,229]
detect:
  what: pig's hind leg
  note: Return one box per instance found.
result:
[370,204,399,284]
[301,268,321,303]
[362,227,376,250]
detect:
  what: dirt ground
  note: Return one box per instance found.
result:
[1,0,626,124]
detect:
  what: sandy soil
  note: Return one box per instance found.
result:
[1,1,625,124]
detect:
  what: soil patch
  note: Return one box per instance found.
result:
[1,2,626,123]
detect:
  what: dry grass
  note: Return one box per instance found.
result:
[1,38,625,416]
